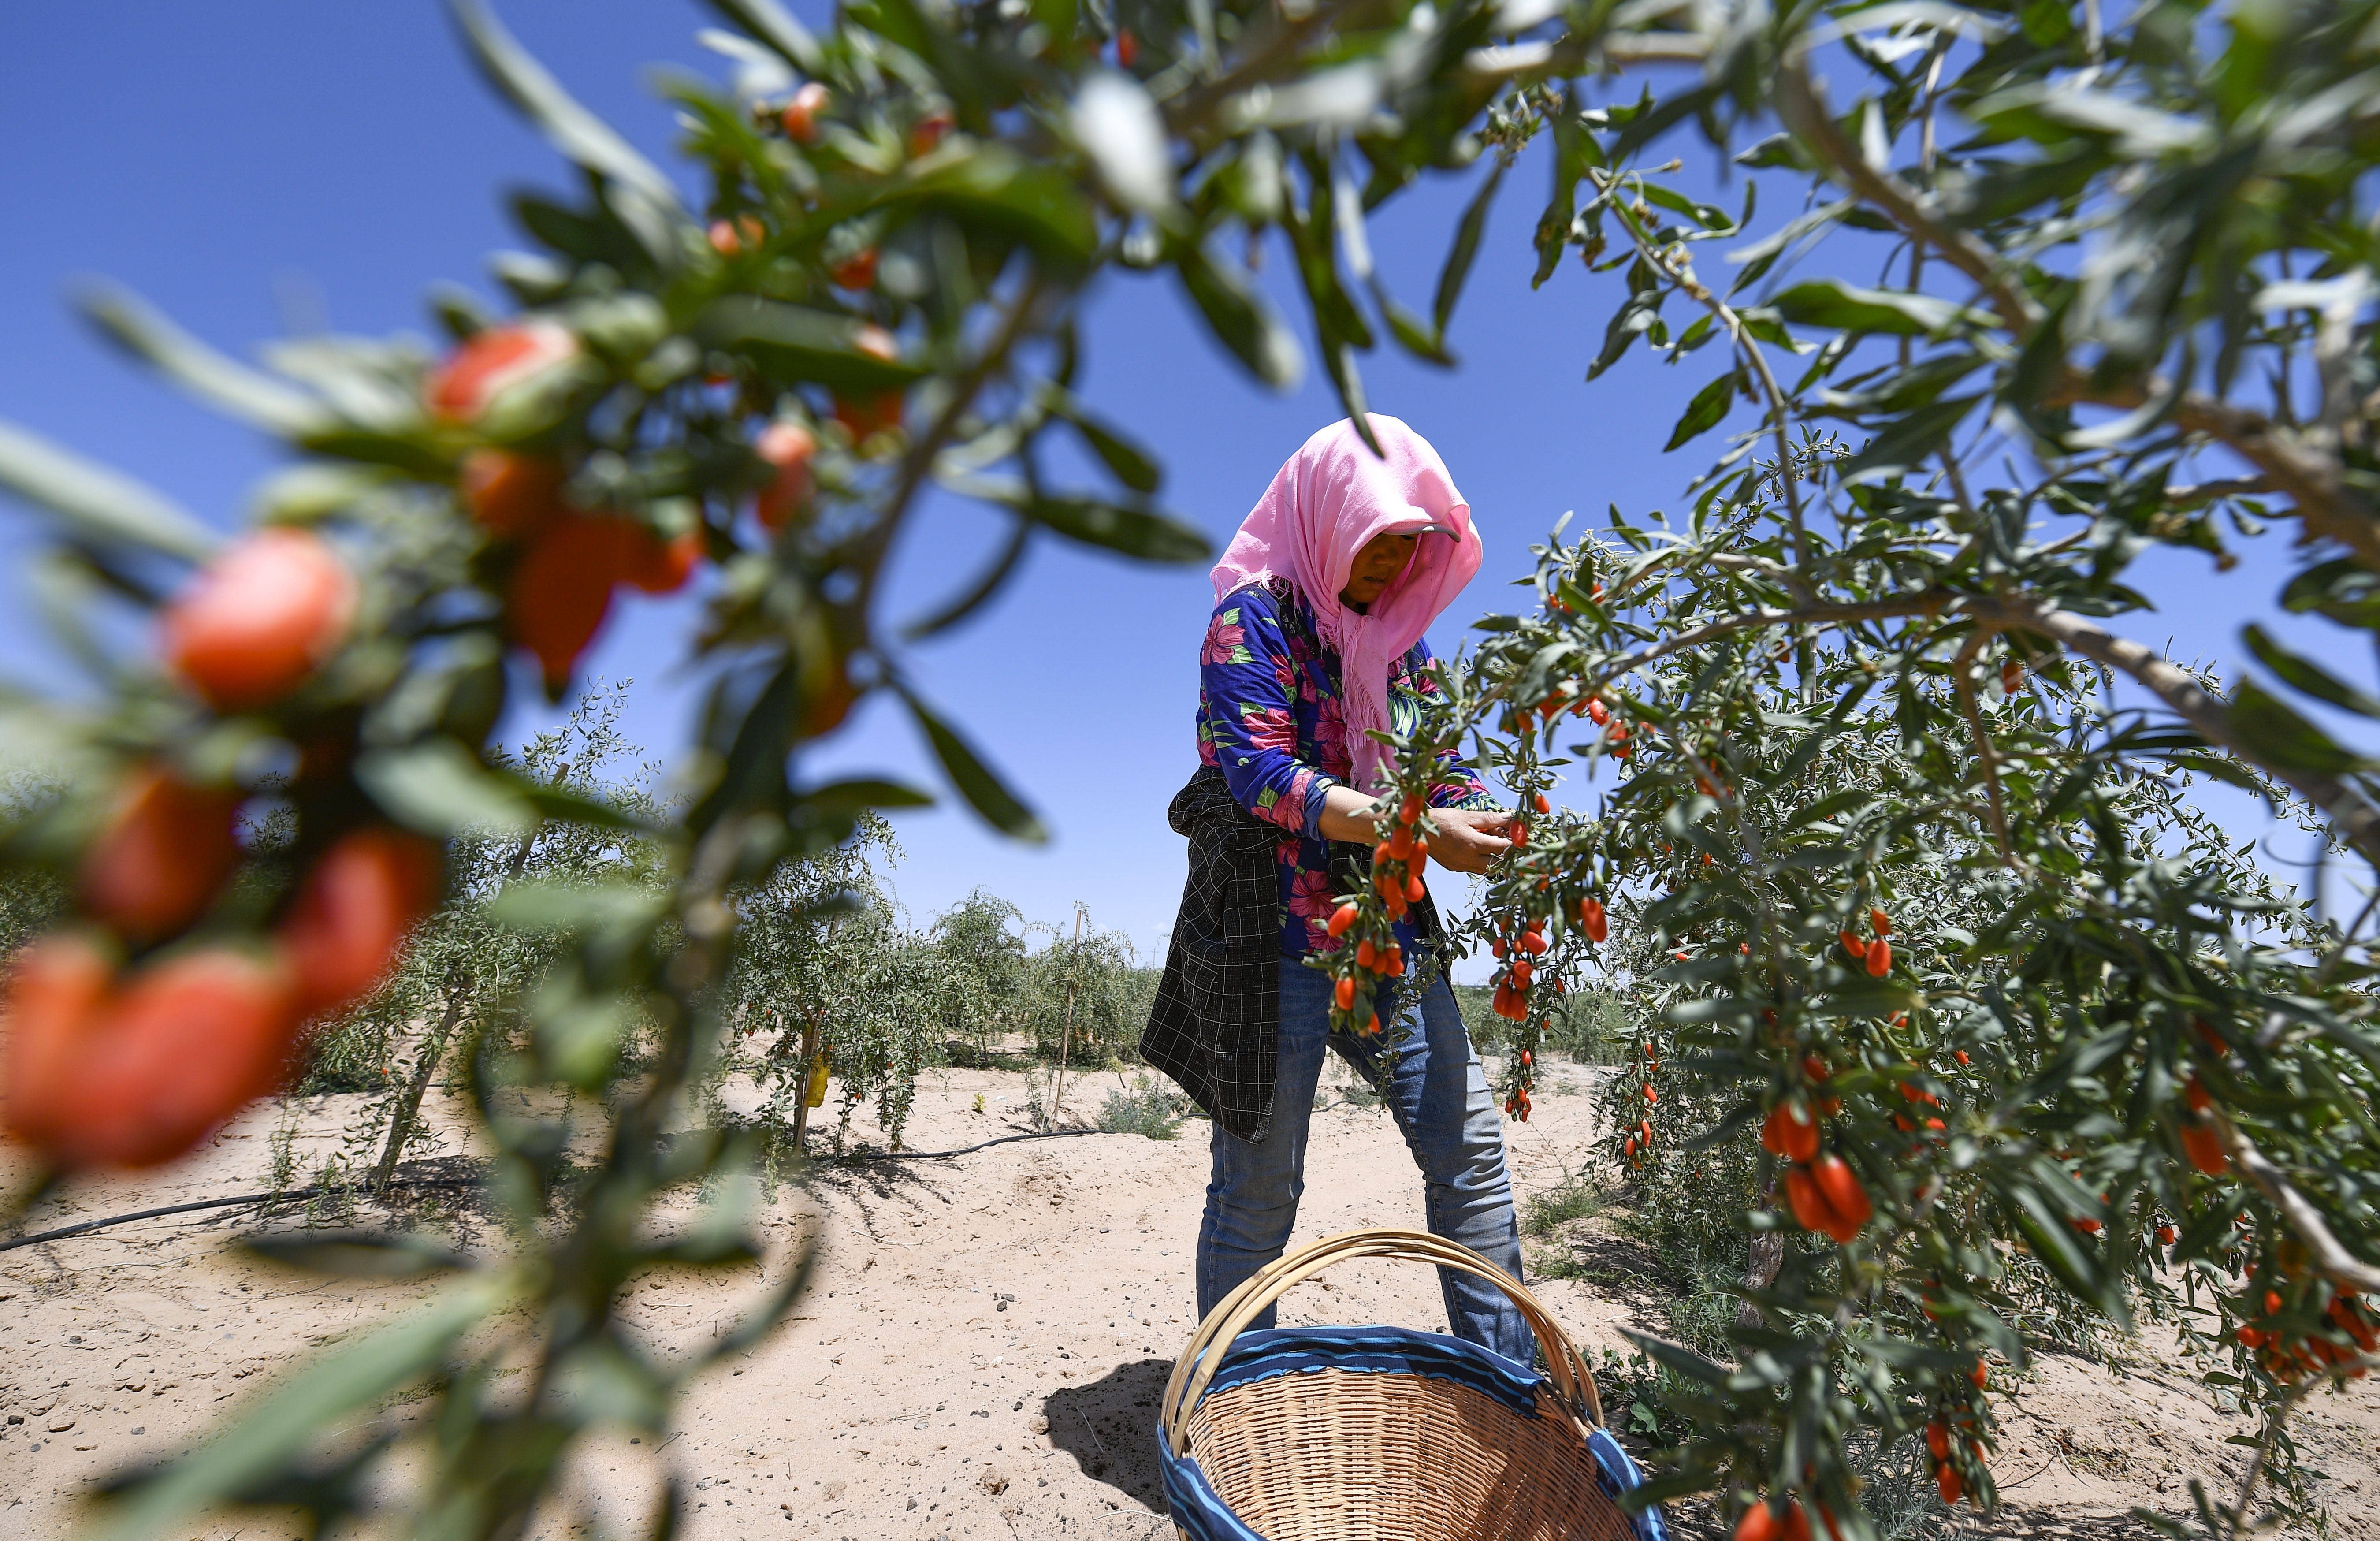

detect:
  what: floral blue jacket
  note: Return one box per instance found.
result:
[1196,576,1494,957]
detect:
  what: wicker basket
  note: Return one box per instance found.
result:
[1157,1228,1667,1541]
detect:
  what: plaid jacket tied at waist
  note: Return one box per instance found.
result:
[1141,767,1443,1143]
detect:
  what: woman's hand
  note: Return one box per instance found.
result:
[1425,808,1514,875]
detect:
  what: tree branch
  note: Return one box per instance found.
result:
[1774,58,2041,332]
[2212,1108,2380,1296]
[1949,630,2017,865]
[1972,595,2380,873]
[1584,592,1962,697]
[2056,372,2380,575]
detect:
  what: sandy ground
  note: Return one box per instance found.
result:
[3,1055,2375,1541]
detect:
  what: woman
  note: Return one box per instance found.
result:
[1142,415,1528,1362]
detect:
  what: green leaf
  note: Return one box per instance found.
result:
[1371,279,1456,368]
[93,1277,506,1541]
[1317,341,1378,453]
[2280,556,2380,630]
[2007,1181,2125,1322]
[2229,678,2370,776]
[699,0,823,73]
[1041,392,1161,494]
[1175,249,1302,387]
[898,686,1045,842]
[1838,395,1981,482]
[1014,493,1209,564]
[79,286,326,436]
[1770,279,1994,337]
[1665,369,1742,451]
[1435,160,1506,334]
[449,0,684,221]
[1734,131,1813,171]
[356,741,536,837]
[804,778,935,816]
[2243,624,2380,718]
[1619,1329,1731,1387]
[242,1230,470,1278]
[696,298,924,392]
[899,145,1098,268]
[899,516,1032,640]
[0,420,220,562]
[510,772,649,832]
[553,1331,672,1431]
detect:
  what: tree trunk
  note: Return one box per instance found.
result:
[372,969,466,1194]
[1737,1230,1785,1329]
[789,1009,822,1157]
[1050,905,1085,1123]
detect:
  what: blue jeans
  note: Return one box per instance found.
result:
[1195,961,1532,1363]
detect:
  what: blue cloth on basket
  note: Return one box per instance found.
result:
[1158,1325,1669,1541]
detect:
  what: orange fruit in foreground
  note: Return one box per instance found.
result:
[754,422,817,532]
[2180,1122,2229,1174]
[833,324,905,440]
[162,528,357,712]
[278,827,440,1020]
[4,936,302,1169]
[0,932,117,1154]
[459,449,568,539]
[1811,1153,1871,1235]
[830,247,879,290]
[1761,1103,1819,1163]
[507,512,626,690]
[621,525,703,595]
[425,319,579,422]
[707,215,765,256]
[909,108,954,156]
[79,766,243,941]
[781,82,830,144]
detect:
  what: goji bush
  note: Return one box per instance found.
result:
[0,0,2375,1536]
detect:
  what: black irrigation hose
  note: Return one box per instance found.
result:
[826,1127,1123,1163]
[1,1176,481,1254]
[1,1128,1126,1251]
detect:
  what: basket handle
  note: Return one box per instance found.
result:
[1160,1226,1603,1457]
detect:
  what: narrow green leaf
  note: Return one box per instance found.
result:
[79,286,326,436]
[1665,369,1742,451]
[898,686,1045,842]
[2230,678,2370,776]
[699,0,823,73]
[1770,279,1993,337]
[93,1277,506,1541]
[1172,242,1303,389]
[1619,1328,1732,1387]
[0,420,220,562]
[242,1230,470,1278]
[1016,494,1210,564]
[900,145,1098,267]
[696,298,924,391]
[804,778,935,815]
[2280,556,2380,630]
[2242,623,2380,719]
[357,741,536,837]
[448,0,685,225]
[1040,391,1161,494]
[1838,395,1981,481]
[1318,341,1380,454]
[1435,160,1506,333]
[899,516,1033,640]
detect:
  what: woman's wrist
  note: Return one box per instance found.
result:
[1316,785,1388,843]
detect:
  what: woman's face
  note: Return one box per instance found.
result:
[1340,529,1420,609]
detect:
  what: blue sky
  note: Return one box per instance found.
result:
[0,2,2343,970]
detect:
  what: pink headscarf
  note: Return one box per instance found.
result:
[1211,416,1482,791]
